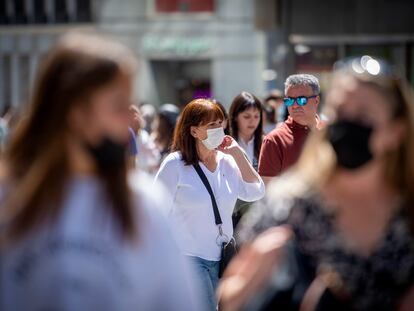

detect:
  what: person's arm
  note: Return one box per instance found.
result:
[137,131,161,172]
[218,136,260,184]
[217,227,292,311]
[258,136,283,186]
[153,153,179,216]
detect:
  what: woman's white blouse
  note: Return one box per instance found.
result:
[237,137,255,164]
[154,151,265,261]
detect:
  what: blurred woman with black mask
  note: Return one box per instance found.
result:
[0,33,200,311]
[218,57,414,311]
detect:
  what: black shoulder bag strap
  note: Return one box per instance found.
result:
[193,163,224,236]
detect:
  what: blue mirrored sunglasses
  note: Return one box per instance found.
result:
[283,95,319,107]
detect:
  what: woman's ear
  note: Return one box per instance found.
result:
[190,126,198,139]
[379,119,407,154]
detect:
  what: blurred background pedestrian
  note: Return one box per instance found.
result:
[0,32,200,311]
[229,92,263,170]
[264,90,286,125]
[262,101,277,135]
[151,103,180,165]
[128,104,160,174]
[228,92,264,229]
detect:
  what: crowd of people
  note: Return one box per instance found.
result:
[1,32,414,311]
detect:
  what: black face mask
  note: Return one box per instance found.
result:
[85,137,127,172]
[327,120,373,170]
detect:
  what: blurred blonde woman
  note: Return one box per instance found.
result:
[0,33,200,311]
[218,58,414,311]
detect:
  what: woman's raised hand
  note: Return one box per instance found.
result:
[217,135,241,156]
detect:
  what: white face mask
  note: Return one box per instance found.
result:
[201,127,225,150]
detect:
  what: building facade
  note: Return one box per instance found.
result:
[0,0,267,112]
[256,0,414,92]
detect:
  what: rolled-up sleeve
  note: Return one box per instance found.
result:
[238,176,265,202]
[225,153,265,202]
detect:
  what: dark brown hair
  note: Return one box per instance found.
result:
[153,104,180,156]
[172,98,224,166]
[229,92,263,161]
[0,32,138,243]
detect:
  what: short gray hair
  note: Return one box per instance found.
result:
[284,74,320,95]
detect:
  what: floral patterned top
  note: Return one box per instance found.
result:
[238,190,414,311]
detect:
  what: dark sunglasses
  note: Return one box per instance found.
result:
[283,95,319,107]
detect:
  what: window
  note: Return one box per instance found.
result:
[295,45,338,72]
[0,0,92,25]
[0,0,9,24]
[14,0,28,24]
[55,0,69,23]
[33,0,47,24]
[345,45,394,61]
[155,0,214,13]
[1,55,11,108]
[75,0,92,22]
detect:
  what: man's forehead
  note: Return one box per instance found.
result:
[285,84,313,96]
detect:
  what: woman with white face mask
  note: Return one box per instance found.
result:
[154,98,265,311]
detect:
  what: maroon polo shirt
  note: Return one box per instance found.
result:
[258,116,318,177]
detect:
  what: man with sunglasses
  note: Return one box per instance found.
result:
[258,74,323,185]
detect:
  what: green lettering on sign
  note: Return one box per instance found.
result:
[142,36,210,56]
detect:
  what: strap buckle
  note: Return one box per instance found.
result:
[216,225,230,246]
[218,224,224,236]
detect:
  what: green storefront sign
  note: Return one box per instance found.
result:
[142,36,211,56]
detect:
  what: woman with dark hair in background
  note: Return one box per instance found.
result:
[229,92,263,170]
[0,33,199,311]
[128,104,160,174]
[228,92,264,229]
[262,102,277,135]
[264,89,287,123]
[151,103,180,163]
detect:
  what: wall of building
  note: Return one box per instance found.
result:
[97,0,266,107]
[0,0,267,112]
